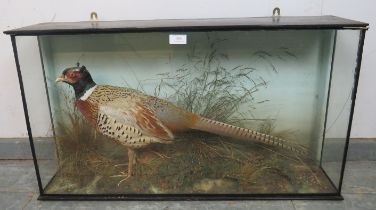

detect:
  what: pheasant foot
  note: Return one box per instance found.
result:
[114,163,128,167]
[110,171,132,186]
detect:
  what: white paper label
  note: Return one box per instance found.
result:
[169,34,187,44]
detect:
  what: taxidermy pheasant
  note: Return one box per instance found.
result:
[56,65,307,181]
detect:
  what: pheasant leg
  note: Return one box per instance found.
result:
[111,148,137,186]
[127,148,136,176]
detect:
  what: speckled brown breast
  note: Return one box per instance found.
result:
[75,100,98,128]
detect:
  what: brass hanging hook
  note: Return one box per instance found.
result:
[90,12,98,21]
[90,12,99,28]
[272,7,281,23]
[273,7,280,17]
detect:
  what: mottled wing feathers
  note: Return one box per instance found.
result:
[98,98,174,141]
[133,103,175,140]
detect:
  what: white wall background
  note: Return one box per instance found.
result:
[0,0,375,138]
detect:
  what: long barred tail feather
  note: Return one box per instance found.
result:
[192,117,308,156]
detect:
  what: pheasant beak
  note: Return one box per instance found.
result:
[55,75,66,83]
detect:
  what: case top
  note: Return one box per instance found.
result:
[4,16,369,35]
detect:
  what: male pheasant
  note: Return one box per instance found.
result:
[56,65,307,181]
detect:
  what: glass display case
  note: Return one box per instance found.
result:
[4,15,368,200]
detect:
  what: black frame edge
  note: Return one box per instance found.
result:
[337,29,367,192]
[37,193,343,201]
[10,35,45,195]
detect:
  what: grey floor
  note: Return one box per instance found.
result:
[0,160,375,210]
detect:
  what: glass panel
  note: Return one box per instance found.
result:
[321,30,361,189]
[15,36,58,189]
[21,29,340,195]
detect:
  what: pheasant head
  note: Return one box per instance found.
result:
[56,66,96,99]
